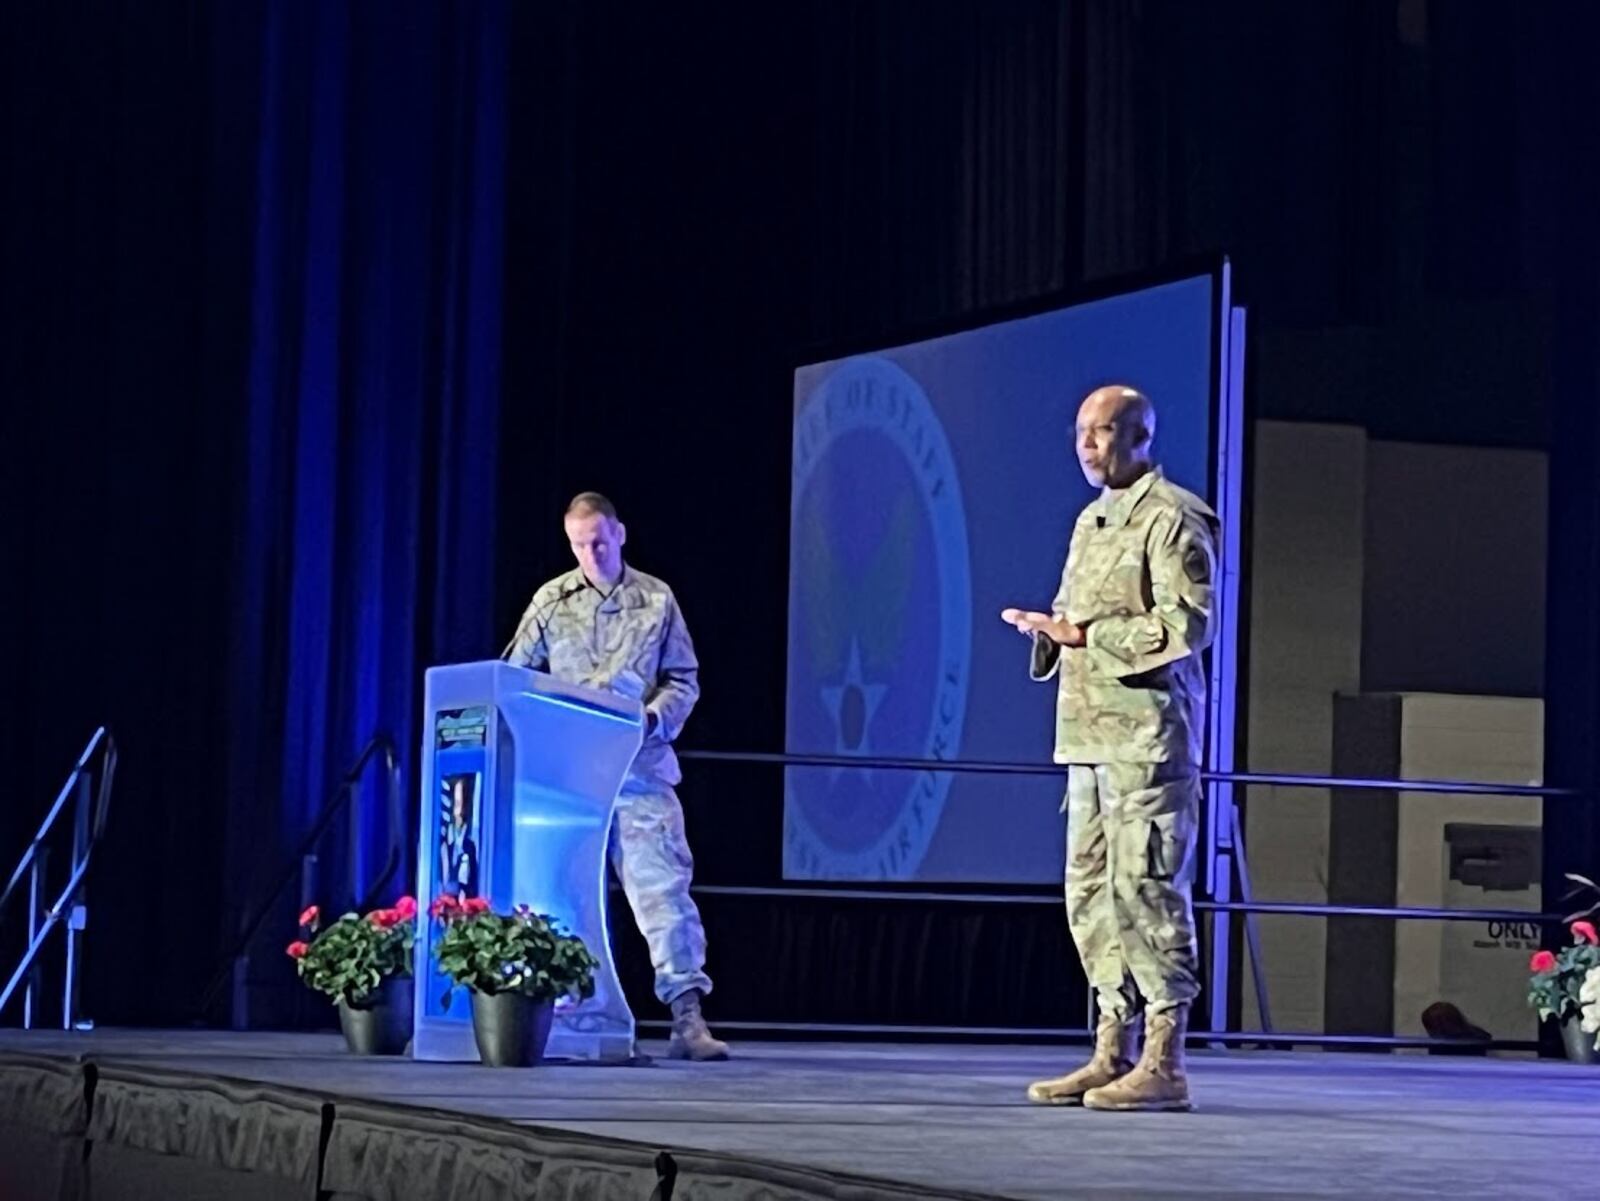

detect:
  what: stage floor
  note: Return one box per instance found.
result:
[1,1028,1593,1200]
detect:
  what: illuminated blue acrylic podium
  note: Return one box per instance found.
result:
[411,660,644,1062]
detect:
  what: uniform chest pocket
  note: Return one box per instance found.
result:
[545,609,584,639]
[542,611,591,670]
[600,597,667,670]
[1078,530,1149,609]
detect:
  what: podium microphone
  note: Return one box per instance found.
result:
[500,580,586,660]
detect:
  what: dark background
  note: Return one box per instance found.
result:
[3,1,1597,1036]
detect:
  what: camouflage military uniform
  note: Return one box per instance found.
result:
[1031,467,1218,1021]
[508,565,712,1006]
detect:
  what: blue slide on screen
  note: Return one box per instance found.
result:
[784,273,1221,883]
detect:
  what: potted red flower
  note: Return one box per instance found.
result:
[1527,916,1600,1063]
[430,895,598,1067]
[287,896,418,1055]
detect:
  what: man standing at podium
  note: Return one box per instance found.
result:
[1002,386,1218,1112]
[507,491,730,1061]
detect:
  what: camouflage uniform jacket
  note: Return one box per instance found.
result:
[1031,467,1220,766]
[508,565,699,787]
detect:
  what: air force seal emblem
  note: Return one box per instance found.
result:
[784,356,972,879]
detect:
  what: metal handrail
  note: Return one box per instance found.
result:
[196,733,403,1021]
[0,729,111,915]
[685,883,1563,926]
[673,748,1575,925]
[677,748,1580,798]
[0,727,118,1025]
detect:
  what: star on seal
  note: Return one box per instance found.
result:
[819,639,888,780]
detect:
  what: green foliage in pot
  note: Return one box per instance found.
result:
[429,895,597,1008]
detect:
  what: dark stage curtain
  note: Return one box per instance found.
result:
[221,1,508,1023]
[2,1,252,1024]
[2,1,509,1027]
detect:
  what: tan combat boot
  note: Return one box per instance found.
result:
[1083,1003,1192,1111]
[1026,1012,1139,1105]
[667,989,731,1061]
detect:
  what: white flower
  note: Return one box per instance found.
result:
[1583,967,1600,1004]
[1580,966,1600,1033]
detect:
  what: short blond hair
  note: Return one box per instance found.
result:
[565,491,617,520]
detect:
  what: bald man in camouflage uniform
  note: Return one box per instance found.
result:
[1002,386,1218,1111]
[508,492,728,1061]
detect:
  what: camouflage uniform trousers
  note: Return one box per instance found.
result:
[1064,761,1200,1020]
[608,777,713,1006]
